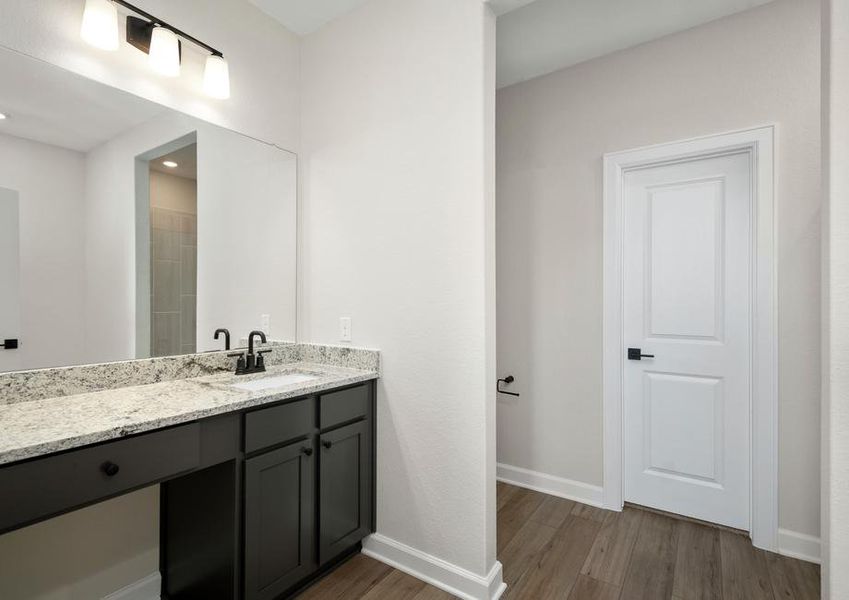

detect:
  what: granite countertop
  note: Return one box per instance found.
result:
[0,362,378,466]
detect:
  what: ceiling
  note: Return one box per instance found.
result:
[496,0,776,88]
[250,0,776,89]
[249,0,373,35]
[0,48,167,152]
[150,144,198,180]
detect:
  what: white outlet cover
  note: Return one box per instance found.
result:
[340,317,352,342]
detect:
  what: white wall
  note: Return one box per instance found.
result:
[83,112,297,363]
[496,0,822,543]
[84,112,197,363]
[0,0,300,151]
[822,0,849,596]
[196,125,297,347]
[0,133,86,372]
[299,0,499,582]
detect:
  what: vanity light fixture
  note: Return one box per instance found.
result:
[0,113,7,121]
[203,55,231,100]
[80,0,231,99]
[162,160,178,168]
[80,0,120,51]
[148,26,181,77]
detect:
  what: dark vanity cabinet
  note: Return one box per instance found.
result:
[130,380,374,600]
[0,379,376,600]
[244,439,316,600]
[319,420,372,564]
[240,381,376,600]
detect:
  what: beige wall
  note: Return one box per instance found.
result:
[0,487,158,600]
[150,169,197,214]
[496,0,822,541]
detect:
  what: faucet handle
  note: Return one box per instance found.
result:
[256,349,272,371]
[228,352,246,375]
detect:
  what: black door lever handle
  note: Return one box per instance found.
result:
[628,348,655,361]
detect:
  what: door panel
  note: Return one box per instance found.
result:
[644,372,723,483]
[623,152,751,531]
[244,440,315,600]
[647,179,723,340]
[319,421,372,564]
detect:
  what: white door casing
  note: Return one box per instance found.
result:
[603,126,777,551]
[623,153,751,530]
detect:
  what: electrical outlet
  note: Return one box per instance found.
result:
[340,317,352,342]
[260,314,270,333]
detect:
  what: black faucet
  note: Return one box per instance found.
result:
[229,331,272,375]
[214,328,231,350]
[248,330,267,356]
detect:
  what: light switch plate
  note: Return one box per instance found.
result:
[340,317,352,342]
[260,314,270,333]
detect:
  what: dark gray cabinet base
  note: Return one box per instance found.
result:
[245,439,316,600]
[1,380,376,600]
[319,420,372,564]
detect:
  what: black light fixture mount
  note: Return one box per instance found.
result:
[113,0,224,59]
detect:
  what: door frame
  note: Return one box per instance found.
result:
[601,125,778,551]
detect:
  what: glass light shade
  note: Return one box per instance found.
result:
[203,55,231,99]
[80,0,119,51]
[149,27,181,77]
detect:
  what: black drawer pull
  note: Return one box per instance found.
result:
[100,461,120,477]
[301,447,313,456]
[322,440,332,449]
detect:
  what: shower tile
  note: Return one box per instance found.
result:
[153,260,180,312]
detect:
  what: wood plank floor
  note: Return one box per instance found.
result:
[296,483,819,599]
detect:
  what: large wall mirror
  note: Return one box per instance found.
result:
[0,47,297,374]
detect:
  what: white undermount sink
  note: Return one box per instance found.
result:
[231,373,319,392]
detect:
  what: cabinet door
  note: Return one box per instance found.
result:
[319,420,372,564]
[245,440,315,600]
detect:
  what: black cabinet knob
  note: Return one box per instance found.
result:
[101,461,120,477]
[322,440,332,449]
[301,447,313,456]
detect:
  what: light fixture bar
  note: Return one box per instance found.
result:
[110,0,224,57]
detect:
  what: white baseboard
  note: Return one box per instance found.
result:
[778,528,821,564]
[102,572,161,600]
[497,463,604,508]
[362,534,505,600]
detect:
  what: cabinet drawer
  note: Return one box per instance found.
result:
[319,385,369,430]
[0,423,200,534]
[245,397,315,454]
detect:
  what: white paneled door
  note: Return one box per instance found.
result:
[623,152,751,531]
